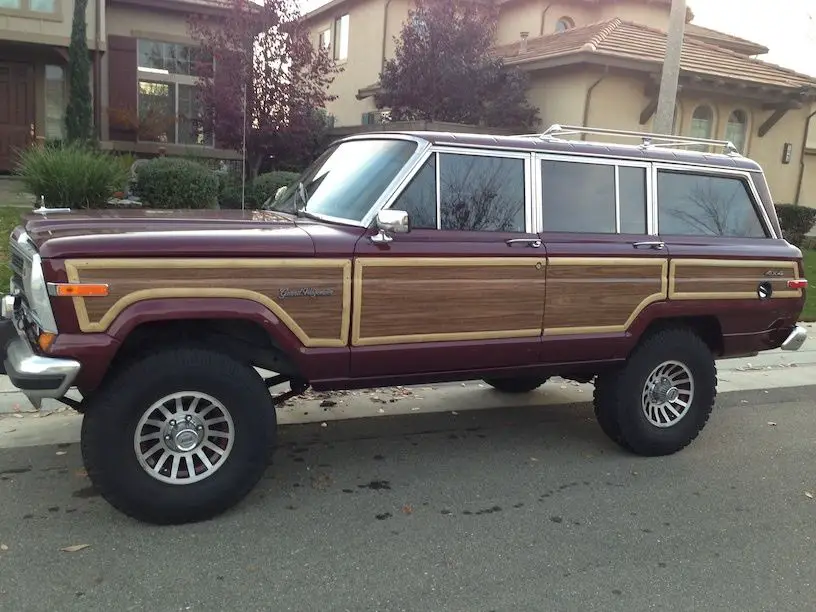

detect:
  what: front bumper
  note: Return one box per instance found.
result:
[0,300,80,408]
[781,325,808,351]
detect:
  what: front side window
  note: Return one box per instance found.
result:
[270,139,418,224]
[137,39,213,146]
[540,159,648,234]
[392,152,526,232]
[657,170,766,238]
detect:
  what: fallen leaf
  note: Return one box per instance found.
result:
[60,544,90,553]
[12,414,23,419]
[56,451,67,456]
[806,492,814,500]
[451,411,459,416]
[0,544,8,551]
[320,422,327,428]
[767,422,777,427]
[402,504,413,515]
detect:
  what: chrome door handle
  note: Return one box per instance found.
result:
[632,241,665,250]
[506,238,542,248]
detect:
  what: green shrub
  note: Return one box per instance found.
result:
[217,170,300,210]
[135,157,219,209]
[15,142,129,209]
[775,204,816,247]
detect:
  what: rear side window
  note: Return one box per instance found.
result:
[392,152,526,232]
[540,160,648,234]
[657,170,767,238]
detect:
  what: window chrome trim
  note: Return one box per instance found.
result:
[651,162,777,240]
[533,152,652,235]
[434,152,442,230]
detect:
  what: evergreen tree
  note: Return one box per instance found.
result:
[65,0,93,143]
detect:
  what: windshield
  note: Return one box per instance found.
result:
[268,139,418,224]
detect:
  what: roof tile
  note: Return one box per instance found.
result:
[495,18,816,91]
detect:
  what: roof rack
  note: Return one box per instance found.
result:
[516,124,741,156]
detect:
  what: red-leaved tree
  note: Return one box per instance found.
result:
[189,0,339,177]
[375,0,538,130]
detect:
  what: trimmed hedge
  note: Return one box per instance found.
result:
[218,171,300,210]
[135,158,219,209]
[15,142,128,209]
[775,204,816,247]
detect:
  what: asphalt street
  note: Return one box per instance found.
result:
[1,386,815,612]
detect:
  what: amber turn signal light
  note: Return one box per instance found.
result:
[38,332,57,352]
[51,283,109,297]
[787,279,808,290]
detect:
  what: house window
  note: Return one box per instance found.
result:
[394,153,526,232]
[319,28,331,50]
[689,105,714,150]
[333,14,349,61]
[137,39,213,145]
[725,110,748,153]
[657,170,767,238]
[0,0,56,12]
[555,17,574,32]
[540,160,648,234]
[44,64,65,141]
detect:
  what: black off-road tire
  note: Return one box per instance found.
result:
[80,347,275,525]
[482,376,549,394]
[593,328,717,456]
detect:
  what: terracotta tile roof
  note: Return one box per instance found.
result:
[684,23,769,55]
[495,18,816,91]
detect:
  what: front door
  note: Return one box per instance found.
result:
[535,154,669,363]
[0,62,34,172]
[351,148,547,379]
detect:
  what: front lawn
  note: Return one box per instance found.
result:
[803,249,816,322]
[0,206,25,291]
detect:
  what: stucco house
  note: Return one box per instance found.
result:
[0,0,240,174]
[303,0,816,207]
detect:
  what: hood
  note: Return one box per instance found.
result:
[19,208,318,259]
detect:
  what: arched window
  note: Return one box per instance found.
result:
[690,105,713,139]
[725,109,748,153]
[555,17,574,33]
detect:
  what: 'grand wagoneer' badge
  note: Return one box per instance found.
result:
[278,287,335,299]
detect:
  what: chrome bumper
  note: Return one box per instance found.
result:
[781,325,808,352]
[0,300,80,408]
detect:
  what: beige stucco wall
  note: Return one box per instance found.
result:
[0,0,102,49]
[106,4,195,42]
[800,155,816,208]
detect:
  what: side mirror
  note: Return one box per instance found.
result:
[274,186,287,201]
[371,209,410,243]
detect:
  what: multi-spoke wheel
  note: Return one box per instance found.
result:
[81,347,275,524]
[593,328,716,456]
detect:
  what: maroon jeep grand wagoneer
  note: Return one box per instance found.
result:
[0,125,808,524]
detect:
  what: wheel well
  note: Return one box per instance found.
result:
[642,316,724,356]
[110,318,298,377]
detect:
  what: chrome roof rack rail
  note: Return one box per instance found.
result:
[515,124,741,156]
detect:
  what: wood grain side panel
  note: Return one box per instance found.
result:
[543,258,668,335]
[670,259,802,300]
[65,259,352,347]
[353,257,546,346]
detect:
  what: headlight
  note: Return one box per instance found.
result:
[25,254,58,333]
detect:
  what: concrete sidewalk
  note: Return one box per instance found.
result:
[1,323,813,449]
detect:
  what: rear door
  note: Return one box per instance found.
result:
[535,153,669,363]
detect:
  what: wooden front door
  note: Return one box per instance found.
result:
[0,62,34,172]
[350,148,547,379]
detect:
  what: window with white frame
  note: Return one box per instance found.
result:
[137,39,214,146]
[725,110,748,153]
[319,28,331,50]
[0,0,57,13]
[333,14,349,61]
[44,64,65,141]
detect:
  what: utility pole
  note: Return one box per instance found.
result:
[653,0,687,134]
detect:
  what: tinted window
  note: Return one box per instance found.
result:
[658,171,766,238]
[392,156,437,229]
[439,153,525,232]
[541,160,616,233]
[619,166,648,234]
